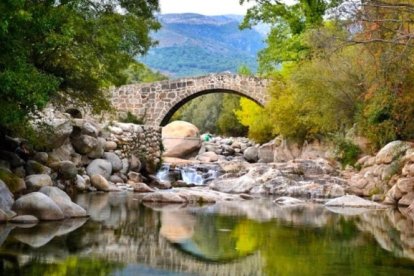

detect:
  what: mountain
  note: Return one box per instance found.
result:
[140,13,266,78]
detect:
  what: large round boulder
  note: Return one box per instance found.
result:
[375,141,412,164]
[71,134,98,155]
[244,147,259,163]
[12,192,64,220]
[25,160,52,175]
[57,161,77,180]
[39,186,87,218]
[162,121,201,158]
[103,152,123,172]
[86,159,112,179]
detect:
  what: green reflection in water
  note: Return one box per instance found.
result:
[0,193,414,275]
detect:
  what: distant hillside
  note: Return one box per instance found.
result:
[140,13,265,78]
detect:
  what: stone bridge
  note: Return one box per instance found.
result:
[111,73,269,126]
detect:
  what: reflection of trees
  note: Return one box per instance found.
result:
[2,193,414,275]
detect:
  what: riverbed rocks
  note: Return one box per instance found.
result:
[90,175,110,192]
[25,174,53,191]
[210,159,347,198]
[325,195,383,208]
[86,159,112,179]
[39,186,87,218]
[162,121,201,158]
[347,141,414,207]
[12,192,65,221]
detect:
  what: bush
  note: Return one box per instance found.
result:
[119,112,144,125]
[333,136,361,168]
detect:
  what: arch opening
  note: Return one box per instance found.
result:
[159,89,264,126]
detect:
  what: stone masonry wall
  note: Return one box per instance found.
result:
[105,122,162,171]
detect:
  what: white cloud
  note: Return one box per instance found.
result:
[159,0,255,15]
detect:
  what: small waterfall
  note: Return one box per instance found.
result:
[156,164,171,183]
[156,164,220,186]
[181,167,204,186]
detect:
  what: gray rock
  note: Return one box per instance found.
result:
[0,180,14,211]
[82,121,99,137]
[12,192,64,220]
[33,152,48,164]
[25,160,52,175]
[46,120,73,149]
[50,142,76,162]
[244,147,259,163]
[0,209,8,222]
[142,192,186,203]
[132,182,155,193]
[86,159,112,179]
[197,152,219,162]
[39,186,87,218]
[110,174,124,184]
[87,137,105,159]
[25,174,53,191]
[325,195,384,208]
[57,161,77,180]
[10,215,39,224]
[103,152,123,172]
[375,141,412,164]
[75,175,87,192]
[120,158,130,174]
[274,196,305,205]
[13,166,26,178]
[129,154,141,172]
[127,171,142,183]
[90,175,110,192]
[71,134,98,155]
[258,140,276,163]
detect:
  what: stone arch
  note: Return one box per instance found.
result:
[111,73,269,126]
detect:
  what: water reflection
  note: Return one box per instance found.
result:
[0,192,414,275]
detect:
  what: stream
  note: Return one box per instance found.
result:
[1,191,414,275]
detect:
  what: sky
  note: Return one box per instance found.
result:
[159,0,256,15]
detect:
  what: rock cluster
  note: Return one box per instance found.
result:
[196,136,256,163]
[210,158,347,198]
[0,113,163,220]
[347,141,414,208]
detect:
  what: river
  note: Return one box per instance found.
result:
[1,192,414,275]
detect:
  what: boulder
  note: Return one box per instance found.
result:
[90,175,110,192]
[10,215,39,224]
[25,174,52,191]
[0,168,26,194]
[197,152,219,163]
[0,180,13,211]
[375,141,412,164]
[12,192,64,220]
[33,152,48,164]
[103,152,123,172]
[25,160,51,175]
[86,159,112,179]
[127,172,142,183]
[71,134,98,155]
[258,140,276,163]
[142,192,186,203]
[45,119,73,149]
[0,209,8,222]
[132,182,155,193]
[244,147,259,163]
[87,137,105,159]
[39,186,87,218]
[110,174,124,184]
[162,121,201,158]
[274,196,305,205]
[81,121,99,137]
[49,142,76,162]
[57,161,77,180]
[75,175,87,192]
[105,141,118,151]
[325,195,383,208]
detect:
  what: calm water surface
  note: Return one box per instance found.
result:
[1,192,414,275]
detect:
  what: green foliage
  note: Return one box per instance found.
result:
[0,0,160,135]
[332,136,361,168]
[119,112,144,125]
[171,93,249,136]
[0,167,23,193]
[124,62,167,84]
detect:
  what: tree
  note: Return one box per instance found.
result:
[0,0,160,133]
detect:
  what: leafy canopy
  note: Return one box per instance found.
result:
[0,0,160,132]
